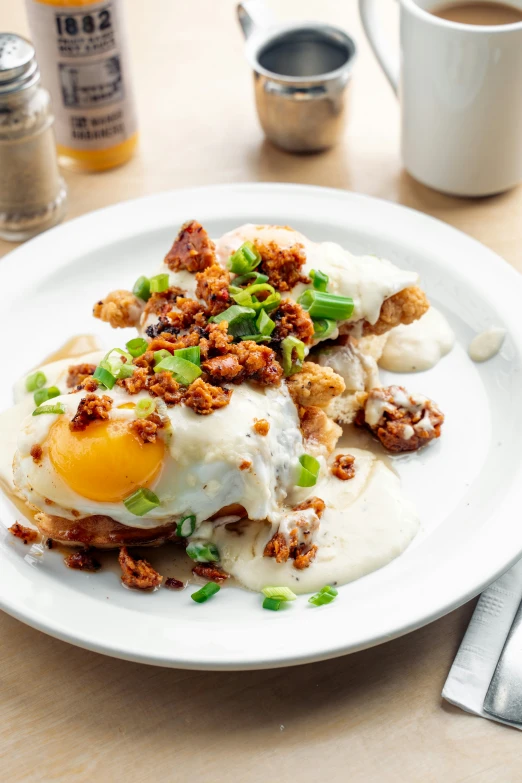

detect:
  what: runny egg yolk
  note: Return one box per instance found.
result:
[46,417,164,503]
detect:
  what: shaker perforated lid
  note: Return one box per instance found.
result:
[0,34,39,94]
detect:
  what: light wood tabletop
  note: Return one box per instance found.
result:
[2,1,522,781]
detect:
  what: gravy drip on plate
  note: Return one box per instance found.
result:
[379,307,455,373]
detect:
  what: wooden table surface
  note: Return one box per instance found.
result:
[2,1,522,780]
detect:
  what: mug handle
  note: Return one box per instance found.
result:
[358,0,399,94]
[237,0,275,39]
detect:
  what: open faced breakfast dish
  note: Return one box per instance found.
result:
[1,221,457,609]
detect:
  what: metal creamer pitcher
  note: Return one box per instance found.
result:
[237,0,357,153]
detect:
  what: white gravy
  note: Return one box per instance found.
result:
[468,327,506,362]
[379,307,455,373]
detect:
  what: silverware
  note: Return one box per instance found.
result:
[237,0,356,153]
[484,600,522,724]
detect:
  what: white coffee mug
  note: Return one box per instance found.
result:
[359,0,522,196]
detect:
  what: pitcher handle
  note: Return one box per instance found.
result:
[358,0,399,94]
[237,0,275,39]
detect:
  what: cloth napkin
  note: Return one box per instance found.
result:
[442,559,522,729]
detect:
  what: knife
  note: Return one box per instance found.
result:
[484,600,522,724]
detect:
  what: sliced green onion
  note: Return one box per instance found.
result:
[103,349,134,380]
[186,541,220,563]
[154,355,202,385]
[308,585,338,606]
[296,453,320,487]
[297,290,354,321]
[136,398,156,418]
[228,285,243,296]
[93,364,116,389]
[232,283,275,308]
[263,597,282,611]
[209,304,256,327]
[310,269,329,292]
[240,334,270,343]
[232,271,269,287]
[154,349,171,365]
[282,336,305,376]
[256,308,275,337]
[313,318,337,340]
[34,386,60,406]
[126,337,148,358]
[228,241,261,275]
[176,514,196,537]
[149,273,169,294]
[26,371,46,392]
[191,582,220,603]
[32,402,65,417]
[118,364,135,380]
[262,586,297,601]
[230,320,258,339]
[133,275,151,302]
[174,346,201,367]
[123,487,160,516]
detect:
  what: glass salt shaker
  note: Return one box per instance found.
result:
[0,34,66,242]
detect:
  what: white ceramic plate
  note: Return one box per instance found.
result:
[1,183,521,670]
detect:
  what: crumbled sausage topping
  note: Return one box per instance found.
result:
[253,239,308,291]
[263,498,323,570]
[253,418,270,436]
[356,385,444,452]
[164,220,216,273]
[195,263,231,316]
[9,522,38,545]
[70,393,113,432]
[118,546,163,590]
[131,412,165,443]
[165,577,184,589]
[331,454,356,480]
[271,300,315,346]
[30,444,43,463]
[64,550,101,572]
[192,564,229,583]
[184,378,232,415]
[67,363,97,388]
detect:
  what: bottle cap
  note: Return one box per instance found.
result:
[0,34,39,95]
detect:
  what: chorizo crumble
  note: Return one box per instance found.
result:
[264,497,324,570]
[164,220,216,273]
[253,239,308,291]
[192,564,229,583]
[9,522,38,545]
[253,418,270,436]
[67,363,97,388]
[64,550,101,572]
[30,444,42,463]
[332,454,356,481]
[70,393,112,432]
[118,547,163,590]
[165,577,184,589]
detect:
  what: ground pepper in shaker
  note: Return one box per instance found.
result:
[0,34,66,242]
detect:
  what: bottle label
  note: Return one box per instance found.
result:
[26,0,137,150]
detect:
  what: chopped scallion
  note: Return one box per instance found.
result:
[133,275,151,302]
[153,355,202,385]
[186,541,220,563]
[191,582,220,603]
[228,241,261,275]
[232,271,269,287]
[126,337,148,358]
[256,308,275,337]
[135,398,156,418]
[209,304,256,327]
[297,289,354,320]
[262,597,282,611]
[296,453,320,487]
[174,346,201,366]
[26,371,46,392]
[149,273,169,293]
[154,349,171,365]
[93,364,116,389]
[282,336,305,376]
[262,586,297,601]
[34,386,60,406]
[308,585,338,606]
[32,402,65,417]
[239,334,270,343]
[310,269,329,292]
[176,514,196,537]
[123,487,160,516]
[313,318,337,340]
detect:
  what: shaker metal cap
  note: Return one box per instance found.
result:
[0,33,39,94]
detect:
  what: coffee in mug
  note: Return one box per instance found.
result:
[432,2,522,25]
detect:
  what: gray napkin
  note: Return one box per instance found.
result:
[442,559,522,729]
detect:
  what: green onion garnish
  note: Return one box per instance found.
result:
[149,273,169,294]
[123,487,160,516]
[93,364,116,389]
[126,337,148,358]
[154,355,202,385]
[176,514,196,537]
[26,371,46,392]
[310,269,329,292]
[32,402,65,417]
[118,364,135,380]
[282,336,305,376]
[191,582,220,604]
[308,585,338,606]
[232,271,269,287]
[263,597,283,611]
[262,586,297,601]
[135,398,156,418]
[154,349,171,365]
[228,241,261,275]
[239,334,270,343]
[101,349,135,382]
[174,346,201,366]
[313,318,337,340]
[133,275,151,302]
[186,542,220,563]
[256,308,275,337]
[34,386,60,406]
[210,304,257,327]
[296,453,320,487]
[297,289,354,321]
